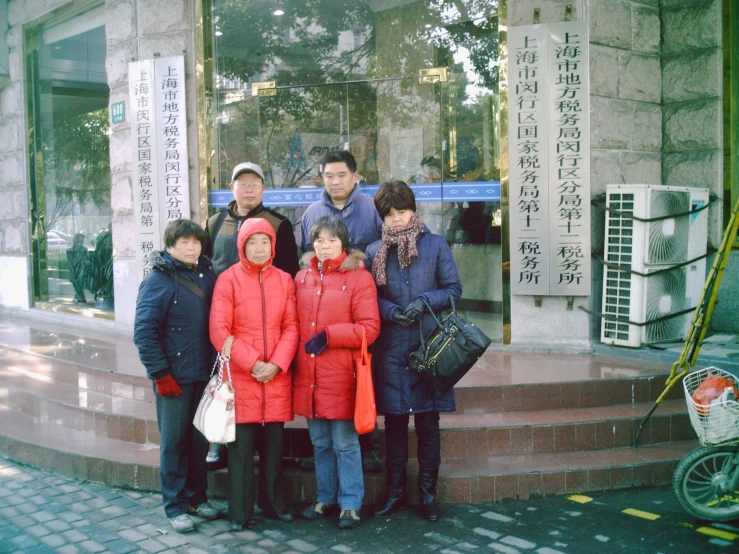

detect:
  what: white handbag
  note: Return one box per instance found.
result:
[193,354,236,444]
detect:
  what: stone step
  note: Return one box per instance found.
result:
[0,408,698,505]
[0,342,682,414]
[1,352,693,455]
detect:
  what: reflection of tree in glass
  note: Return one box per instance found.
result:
[215,0,499,185]
[42,109,111,232]
[85,227,114,308]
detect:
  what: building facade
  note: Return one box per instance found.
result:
[0,0,736,353]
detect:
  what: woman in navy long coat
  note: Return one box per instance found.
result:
[365,180,462,522]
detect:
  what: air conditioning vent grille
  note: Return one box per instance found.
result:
[643,267,688,344]
[647,190,690,264]
[605,193,634,266]
[602,267,632,342]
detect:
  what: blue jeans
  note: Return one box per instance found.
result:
[307,419,363,511]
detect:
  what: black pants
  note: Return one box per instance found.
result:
[228,422,286,522]
[359,424,380,453]
[155,381,209,519]
[384,412,441,470]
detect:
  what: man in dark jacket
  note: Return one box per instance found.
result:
[204,162,300,469]
[205,162,299,277]
[299,150,384,471]
[300,150,382,255]
[133,219,219,533]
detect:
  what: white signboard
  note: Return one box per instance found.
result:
[509,24,549,295]
[508,21,590,296]
[129,56,190,279]
[547,22,590,295]
[130,60,160,277]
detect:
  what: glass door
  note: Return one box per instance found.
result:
[211,0,501,341]
[26,4,113,315]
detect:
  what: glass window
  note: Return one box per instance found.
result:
[211,0,502,341]
[26,5,113,314]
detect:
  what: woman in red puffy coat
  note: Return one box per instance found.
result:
[294,216,380,529]
[210,218,299,531]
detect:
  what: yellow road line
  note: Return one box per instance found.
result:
[696,527,738,541]
[622,508,660,520]
[566,495,593,504]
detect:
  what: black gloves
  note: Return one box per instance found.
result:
[392,309,413,327]
[403,298,426,322]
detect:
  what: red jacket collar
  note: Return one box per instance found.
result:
[311,251,348,275]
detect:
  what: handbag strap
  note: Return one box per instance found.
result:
[174,272,210,303]
[222,356,232,384]
[212,353,233,387]
[415,291,457,348]
[359,325,369,364]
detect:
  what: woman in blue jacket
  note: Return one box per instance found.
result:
[365,180,462,522]
[133,219,220,534]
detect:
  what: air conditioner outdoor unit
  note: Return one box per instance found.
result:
[600,184,709,348]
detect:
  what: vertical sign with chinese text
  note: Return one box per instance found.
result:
[508,21,591,296]
[154,56,190,231]
[130,60,160,277]
[509,24,549,295]
[547,21,590,295]
[129,56,190,280]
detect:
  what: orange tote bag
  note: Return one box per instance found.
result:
[354,326,376,434]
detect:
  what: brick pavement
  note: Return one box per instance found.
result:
[0,456,736,554]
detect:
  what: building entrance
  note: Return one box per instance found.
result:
[210,0,503,340]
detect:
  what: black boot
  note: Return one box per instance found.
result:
[374,466,407,516]
[418,466,441,522]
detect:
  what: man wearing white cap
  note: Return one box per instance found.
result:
[205,162,300,277]
[204,162,300,470]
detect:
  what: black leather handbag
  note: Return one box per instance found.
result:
[408,292,492,396]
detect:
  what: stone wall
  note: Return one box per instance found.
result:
[661,0,735,333]
[661,0,723,246]
[508,0,663,350]
[0,0,202,323]
[105,0,201,326]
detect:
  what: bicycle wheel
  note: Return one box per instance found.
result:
[673,445,739,521]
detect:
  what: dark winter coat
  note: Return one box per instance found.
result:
[293,251,381,421]
[133,251,217,384]
[365,227,462,415]
[209,218,299,424]
[205,201,300,278]
[299,185,382,254]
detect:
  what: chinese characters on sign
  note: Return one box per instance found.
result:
[509,21,591,296]
[509,24,549,295]
[130,60,160,278]
[129,56,190,280]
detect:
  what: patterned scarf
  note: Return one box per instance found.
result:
[372,213,424,286]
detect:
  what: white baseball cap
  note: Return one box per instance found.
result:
[231,162,265,183]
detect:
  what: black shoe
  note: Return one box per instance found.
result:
[374,466,407,517]
[420,501,441,522]
[418,466,442,522]
[206,445,228,471]
[229,518,257,531]
[300,502,339,520]
[274,510,294,523]
[338,509,360,529]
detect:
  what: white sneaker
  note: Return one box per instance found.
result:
[170,513,195,533]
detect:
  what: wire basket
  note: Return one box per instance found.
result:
[683,367,739,447]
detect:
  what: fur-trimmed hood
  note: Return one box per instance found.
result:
[301,249,366,275]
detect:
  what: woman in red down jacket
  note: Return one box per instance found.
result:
[294,216,380,529]
[210,218,299,531]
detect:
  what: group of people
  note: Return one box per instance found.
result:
[133,150,463,535]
